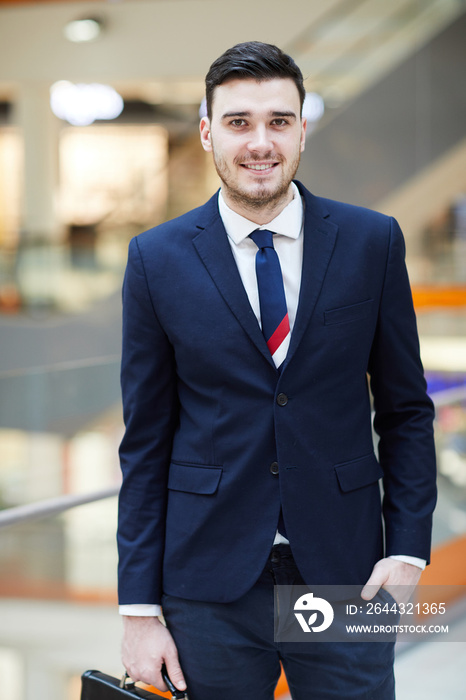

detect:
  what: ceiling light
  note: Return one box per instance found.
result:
[303,93,325,123]
[50,82,124,126]
[64,17,103,43]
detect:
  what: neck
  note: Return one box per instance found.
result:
[221,185,294,225]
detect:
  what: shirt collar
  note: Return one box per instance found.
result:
[218,182,303,246]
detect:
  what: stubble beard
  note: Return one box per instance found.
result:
[212,149,302,213]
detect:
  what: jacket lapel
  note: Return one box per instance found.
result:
[284,185,339,367]
[192,194,276,369]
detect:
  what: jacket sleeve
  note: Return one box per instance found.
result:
[368,217,437,563]
[117,236,178,605]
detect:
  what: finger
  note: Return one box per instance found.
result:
[135,665,169,693]
[150,666,169,693]
[360,581,381,601]
[361,564,389,601]
[164,654,187,691]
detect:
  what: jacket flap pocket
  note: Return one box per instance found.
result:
[168,462,223,494]
[335,454,383,493]
[324,299,373,326]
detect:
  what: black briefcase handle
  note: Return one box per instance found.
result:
[81,665,188,700]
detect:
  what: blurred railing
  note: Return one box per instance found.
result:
[0,494,119,603]
[0,355,122,602]
[0,486,119,528]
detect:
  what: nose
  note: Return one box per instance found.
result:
[247,125,273,154]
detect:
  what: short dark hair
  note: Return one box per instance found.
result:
[205,41,305,120]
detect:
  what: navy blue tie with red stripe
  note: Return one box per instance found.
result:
[249,229,290,368]
[250,229,289,538]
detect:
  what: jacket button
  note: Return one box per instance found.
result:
[270,461,279,475]
[277,393,288,406]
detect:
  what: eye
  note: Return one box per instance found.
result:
[271,118,288,127]
[230,119,247,127]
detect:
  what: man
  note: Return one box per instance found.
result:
[118,41,436,699]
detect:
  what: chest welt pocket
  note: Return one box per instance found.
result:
[335,453,383,493]
[168,462,223,495]
[324,299,373,326]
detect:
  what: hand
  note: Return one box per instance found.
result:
[122,616,187,692]
[360,557,422,606]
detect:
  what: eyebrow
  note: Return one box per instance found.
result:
[221,110,297,120]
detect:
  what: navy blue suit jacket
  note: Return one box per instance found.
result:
[117,182,436,606]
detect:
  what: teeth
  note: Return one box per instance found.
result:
[244,163,274,171]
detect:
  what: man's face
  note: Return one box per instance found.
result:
[200,78,306,215]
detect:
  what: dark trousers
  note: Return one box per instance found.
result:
[162,545,395,700]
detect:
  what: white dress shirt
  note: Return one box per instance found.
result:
[120,184,424,617]
[219,181,304,334]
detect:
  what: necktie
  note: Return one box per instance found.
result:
[249,229,290,368]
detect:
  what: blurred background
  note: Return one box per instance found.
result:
[0,1,465,698]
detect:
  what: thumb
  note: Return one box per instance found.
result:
[361,561,389,601]
[164,657,187,692]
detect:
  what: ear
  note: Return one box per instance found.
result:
[200,117,212,152]
[300,118,307,152]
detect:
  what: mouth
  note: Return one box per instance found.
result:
[240,162,278,172]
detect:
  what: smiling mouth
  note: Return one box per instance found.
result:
[241,163,277,171]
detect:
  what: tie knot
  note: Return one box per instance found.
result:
[250,229,274,250]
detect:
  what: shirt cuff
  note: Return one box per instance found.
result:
[119,604,162,617]
[389,555,426,570]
